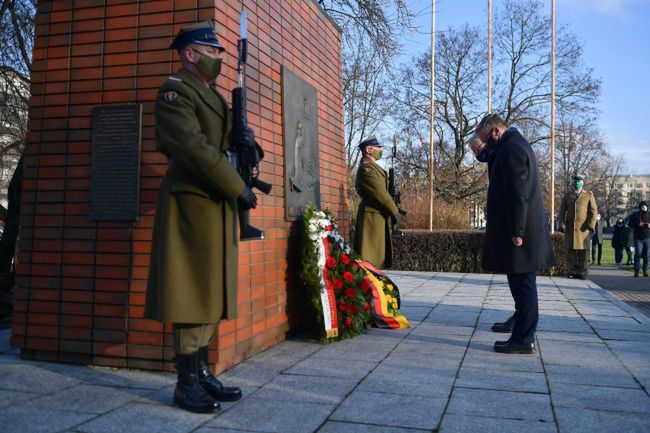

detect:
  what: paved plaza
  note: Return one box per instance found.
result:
[1,271,650,433]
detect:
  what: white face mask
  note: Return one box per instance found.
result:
[642,205,648,212]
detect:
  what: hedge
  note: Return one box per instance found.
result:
[391,230,570,276]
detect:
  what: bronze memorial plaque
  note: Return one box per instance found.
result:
[282,67,320,221]
[90,104,142,221]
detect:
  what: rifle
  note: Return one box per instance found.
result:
[231,8,272,241]
[388,135,407,232]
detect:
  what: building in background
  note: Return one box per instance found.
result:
[613,174,650,219]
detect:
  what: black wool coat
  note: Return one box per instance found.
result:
[483,128,555,274]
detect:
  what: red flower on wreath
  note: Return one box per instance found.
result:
[360,278,371,293]
[340,254,350,265]
[345,287,356,299]
[348,303,359,315]
[345,317,353,326]
[363,302,370,312]
[326,257,337,269]
[333,279,343,290]
[343,271,354,283]
[325,225,333,231]
[338,301,348,311]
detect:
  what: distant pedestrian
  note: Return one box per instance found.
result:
[628,201,650,277]
[558,174,598,280]
[591,214,604,265]
[470,114,554,354]
[611,217,631,266]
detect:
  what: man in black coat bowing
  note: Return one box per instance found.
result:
[471,114,555,354]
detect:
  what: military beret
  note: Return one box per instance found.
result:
[170,20,225,51]
[358,135,382,149]
[572,173,585,181]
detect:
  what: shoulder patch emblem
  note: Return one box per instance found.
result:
[364,167,371,173]
[163,91,178,102]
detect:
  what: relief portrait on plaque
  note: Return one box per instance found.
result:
[282,67,320,221]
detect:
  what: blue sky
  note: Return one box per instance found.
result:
[403,0,650,175]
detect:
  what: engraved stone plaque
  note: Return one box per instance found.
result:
[282,67,320,221]
[90,104,142,221]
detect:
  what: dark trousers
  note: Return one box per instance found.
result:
[568,249,589,275]
[614,247,624,265]
[591,240,602,264]
[507,271,538,345]
[634,238,650,272]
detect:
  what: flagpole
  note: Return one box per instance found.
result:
[429,0,436,231]
[487,0,492,114]
[550,0,556,233]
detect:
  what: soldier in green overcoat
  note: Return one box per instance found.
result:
[558,173,598,279]
[353,136,399,268]
[144,21,258,414]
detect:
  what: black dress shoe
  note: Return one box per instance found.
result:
[575,274,587,280]
[493,340,535,354]
[491,315,515,333]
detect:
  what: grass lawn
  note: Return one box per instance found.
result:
[592,243,634,271]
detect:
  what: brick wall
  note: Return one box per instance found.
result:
[12,0,346,373]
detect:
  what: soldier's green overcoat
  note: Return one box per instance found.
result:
[558,189,598,250]
[145,68,245,323]
[353,156,399,268]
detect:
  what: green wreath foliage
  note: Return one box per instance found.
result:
[300,204,371,341]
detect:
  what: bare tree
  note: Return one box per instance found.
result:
[318,0,415,61]
[585,153,627,226]
[493,0,600,144]
[392,0,601,225]
[0,0,34,158]
[342,30,394,172]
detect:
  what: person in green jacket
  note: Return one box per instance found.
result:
[145,21,257,414]
[353,136,399,268]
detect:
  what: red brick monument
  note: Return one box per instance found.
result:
[12,0,346,373]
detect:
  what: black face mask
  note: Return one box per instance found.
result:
[486,134,498,149]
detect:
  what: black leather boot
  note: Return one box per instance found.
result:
[197,346,242,402]
[173,352,221,413]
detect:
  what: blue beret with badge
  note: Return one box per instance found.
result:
[170,20,225,52]
[358,135,382,150]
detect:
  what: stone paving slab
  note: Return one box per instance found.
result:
[330,390,447,430]
[537,340,625,368]
[544,363,641,388]
[1,271,650,433]
[77,402,214,433]
[20,383,152,414]
[554,407,650,433]
[549,382,650,414]
[252,373,358,404]
[0,406,97,433]
[439,414,557,433]
[446,387,554,422]
[317,421,430,433]
[455,366,548,393]
[207,397,335,433]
